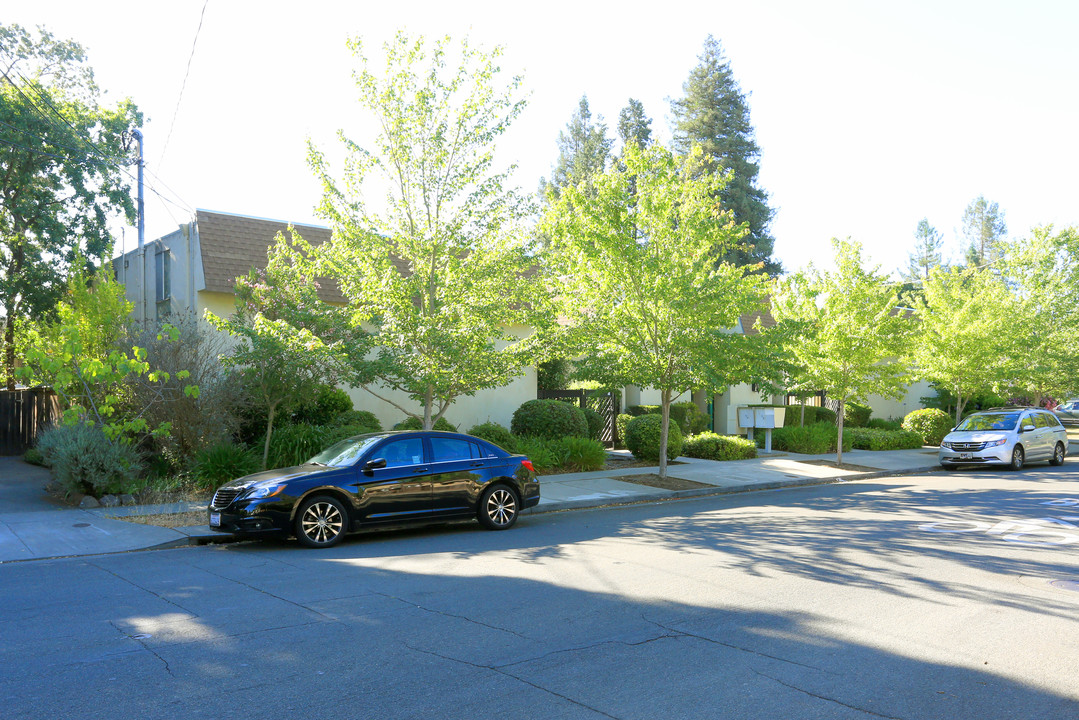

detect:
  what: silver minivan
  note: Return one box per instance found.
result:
[939,408,1068,470]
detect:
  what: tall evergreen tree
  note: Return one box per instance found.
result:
[904,218,943,283]
[962,195,1006,267]
[617,98,652,150]
[671,36,779,274]
[539,96,612,200]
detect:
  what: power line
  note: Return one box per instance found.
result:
[158,0,210,169]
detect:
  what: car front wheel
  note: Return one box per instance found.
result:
[477,484,520,530]
[1050,442,1066,466]
[1009,446,1025,471]
[295,495,349,548]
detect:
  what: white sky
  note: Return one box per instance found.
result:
[10,0,1079,276]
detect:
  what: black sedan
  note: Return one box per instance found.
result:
[207,430,540,548]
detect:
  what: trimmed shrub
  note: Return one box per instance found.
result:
[902,408,952,446]
[582,407,604,441]
[616,413,633,447]
[467,422,516,452]
[192,442,260,486]
[393,416,458,432]
[511,399,588,440]
[23,447,47,466]
[561,436,607,471]
[35,423,146,496]
[846,428,924,451]
[290,384,354,426]
[670,401,710,435]
[332,410,381,431]
[625,414,683,462]
[768,422,852,454]
[867,418,902,431]
[782,404,838,427]
[626,405,660,417]
[843,402,872,428]
[682,432,757,461]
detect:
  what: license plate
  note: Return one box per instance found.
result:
[209,512,221,527]
[960,453,972,460]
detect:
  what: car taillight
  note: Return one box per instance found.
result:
[521,459,535,473]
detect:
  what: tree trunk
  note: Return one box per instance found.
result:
[955,391,965,427]
[423,386,434,430]
[262,404,277,470]
[800,400,805,427]
[658,389,672,480]
[836,398,845,466]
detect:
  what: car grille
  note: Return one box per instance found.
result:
[949,442,989,452]
[211,487,242,508]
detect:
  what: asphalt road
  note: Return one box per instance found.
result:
[3,463,1079,719]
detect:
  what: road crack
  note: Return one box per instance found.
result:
[754,670,906,719]
[405,643,624,719]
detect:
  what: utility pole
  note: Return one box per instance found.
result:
[132,128,145,323]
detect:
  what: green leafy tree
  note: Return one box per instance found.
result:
[541,143,776,479]
[308,33,548,430]
[912,266,1014,425]
[671,35,778,274]
[772,239,914,464]
[962,195,1007,267]
[998,225,1079,405]
[617,98,653,150]
[0,24,141,389]
[20,265,195,442]
[539,95,613,200]
[903,218,943,284]
[206,229,363,469]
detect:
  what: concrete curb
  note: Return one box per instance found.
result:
[526,465,943,515]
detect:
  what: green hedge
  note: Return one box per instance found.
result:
[616,413,633,447]
[393,416,458,432]
[625,414,683,462]
[290,385,354,425]
[582,406,604,441]
[843,402,872,428]
[466,422,516,452]
[511,399,588,439]
[846,428,924,451]
[781,404,838,427]
[626,402,709,435]
[867,418,902,431]
[682,432,757,461]
[902,408,952,446]
[767,422,852,454]
[192,442,259,486]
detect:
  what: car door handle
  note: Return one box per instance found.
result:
[470,462,484,468]
[412,467,429,474]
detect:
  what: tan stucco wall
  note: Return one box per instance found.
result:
[713,383,763,435]
[867,380,936,422]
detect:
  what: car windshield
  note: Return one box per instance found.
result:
[955,413,1020,431]
[306,435,383,467]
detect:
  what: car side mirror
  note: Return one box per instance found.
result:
[1021,424,1035,433]
[363,458,387,472]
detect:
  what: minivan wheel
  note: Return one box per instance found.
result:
[295,495,348,548]
[477,484,520,530]
[1050,442,1066,466]
[1009,446,1025,471]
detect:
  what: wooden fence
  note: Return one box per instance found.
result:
[538,389,622,446]
[0,388,59,455]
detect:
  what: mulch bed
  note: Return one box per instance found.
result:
[795,459,881,472]
[607,473,712,491]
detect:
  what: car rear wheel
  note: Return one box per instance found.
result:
[477,484,520,530]
[295,495,348,548]
[1050,442,1066,466]
[1009,446,1025,471]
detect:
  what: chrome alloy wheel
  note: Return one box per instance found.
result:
[479,486,519,530]
[297,497,346,547]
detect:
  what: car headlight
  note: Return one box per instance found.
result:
[247,484,285,499]
[940,441,952,449]
[985,438,1007,447]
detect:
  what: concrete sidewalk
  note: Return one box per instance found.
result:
[0,448,942,563]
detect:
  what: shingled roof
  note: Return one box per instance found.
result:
[196,209,345,303]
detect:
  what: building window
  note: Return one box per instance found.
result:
[155,249,171,302]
